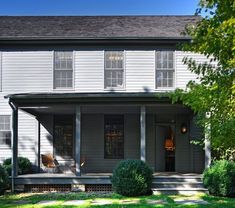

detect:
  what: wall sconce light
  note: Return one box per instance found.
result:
[181,123,187,134]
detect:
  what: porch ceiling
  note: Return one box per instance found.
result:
[17,104,192,117]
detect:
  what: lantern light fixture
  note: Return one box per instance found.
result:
[181,123,187,134]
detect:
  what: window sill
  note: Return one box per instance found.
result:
[53,88,75,92]
[104,88,126,92]
[154,88,176,92]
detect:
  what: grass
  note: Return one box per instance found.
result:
[0,192,234,207]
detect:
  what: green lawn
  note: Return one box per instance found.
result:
[0,192,234,207]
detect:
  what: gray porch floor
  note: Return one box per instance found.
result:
[17,172,202,178]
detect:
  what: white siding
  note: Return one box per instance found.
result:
[75,51,104,91]
[2,51,53,93]
[40,115,53,155]
[0,52,2,92]
[0,50,209,94]
[175,51,208,89]
[126,51,155,92]
[18,110,37,164]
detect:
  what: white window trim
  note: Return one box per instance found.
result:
[0,115,11,149]
[104,50,126,91]
[53,50,75,91]
[154,50,176,91]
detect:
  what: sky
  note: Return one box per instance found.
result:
[0,0,199,16]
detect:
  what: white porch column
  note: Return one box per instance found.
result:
[140,106,146,162]
[75,105,81,176]
[205,113,211,168]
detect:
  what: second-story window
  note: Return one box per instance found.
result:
[54,51,73,89]
[104,51,124,89]
[156,51,174,88]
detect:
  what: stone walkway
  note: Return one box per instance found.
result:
[14,198,209,206]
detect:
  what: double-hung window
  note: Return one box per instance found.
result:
[54,51,73,89]
[54,115,74,158]
[156,51,175,88]
[104,115,124,159]
[104,51,124,89]
[0,115,11,147]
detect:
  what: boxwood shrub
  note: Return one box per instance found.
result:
[0,164,9,195]
[111,159,153,196]
[203,160,235,196]
[3,157,32,175]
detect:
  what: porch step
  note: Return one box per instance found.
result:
[151,175,208,194]
[152,176,203,183]
[152,188,208,195]
[152,182,204,189]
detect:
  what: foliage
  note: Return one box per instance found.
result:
[203,160,235,196]
[0,164,9,195]
[3,157,32,175]
[111,159,153,196]
[171,0,235,156]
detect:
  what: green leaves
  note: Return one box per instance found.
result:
[174,0,235,157]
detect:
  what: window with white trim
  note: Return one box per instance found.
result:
[156,51,175,88]
[0,115,11,146]
[54,51,73,89]
[104,51,124,89]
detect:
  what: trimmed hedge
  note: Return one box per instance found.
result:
[203,160,235,196]
[3,157,31,175]
[111,159,153,196]
[0,164,9,195]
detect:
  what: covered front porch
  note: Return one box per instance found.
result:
[6,92,210,191]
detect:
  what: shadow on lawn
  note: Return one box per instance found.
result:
[0,192,171,206]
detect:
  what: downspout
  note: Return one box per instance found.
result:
[8,100,17,192]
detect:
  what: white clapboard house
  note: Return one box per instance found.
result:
[0,16,210,193]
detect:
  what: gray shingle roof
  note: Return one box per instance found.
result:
[0,16,200,40]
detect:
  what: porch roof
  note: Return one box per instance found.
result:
[5,92,172,106]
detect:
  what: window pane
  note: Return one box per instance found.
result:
[163,79,168,87]
[156,70,174,88]
[54,70,73,88]
[105,51,124,89]
[168,79,174,87]
[54,116,74,158]
[105,51,123,69]
[156,51,175,88]
[104,115,124,159]
[54,51,73,89]
[168,52,174,69]
[162,52,168,68]
[105,70,123,88]
[0,115,11,146]
[55,52,73,70]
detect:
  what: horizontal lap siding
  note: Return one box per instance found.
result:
[176,51,208,89]
[2,51,53,93]
[0,52,2,92]
[18,110,37,164]
[126,51,155,92]
[39,115,53,155]
[75,51,104,92]
[0,51,53,164]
